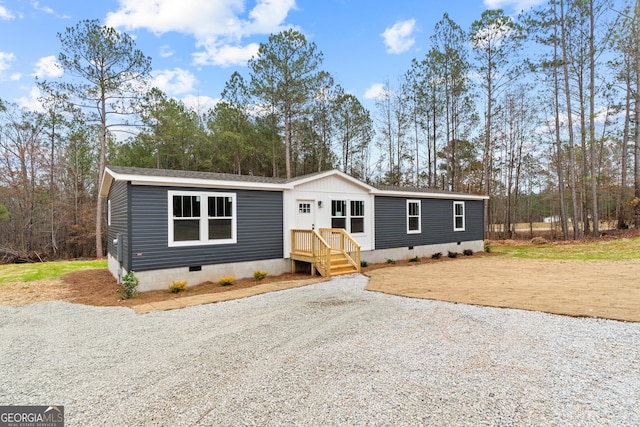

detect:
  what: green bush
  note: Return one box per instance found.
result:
[253,270,267,281]
[447,251,458,258]
[386,258,396,264]
[360,260,368,268]
[121,271,139,299]
[484,242,492,253]
[219,276,234,286]
[169,280,187,293]
[432,252,442,259]
[409,256,420,262]
[463,249,474,256]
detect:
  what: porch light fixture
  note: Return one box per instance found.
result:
[318,201,323,208]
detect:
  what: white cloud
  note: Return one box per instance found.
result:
[192,42,260,67]
[159,45,174,58]
[31,1,54,14]
[106,0,296,67]
[32,55,63,78]
[483,0,545,12]
[364,83,388,100]
[10,73,21,81]
[0,4,15,20]
[381,19,416,54]
[152,68,198,95]
[16,86,45,112]
[0,51,15,78]
[181,94,218,114]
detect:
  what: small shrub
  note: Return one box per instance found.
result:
[219,276,234,286]
[169,280,187,293]
[447,251,458,258]
[463,249,474,256]
[253,270,267,281]
[409,256,420,262]
[121,271,139,299]
[432,252,442,259]
[360,260,368,268]
[386,258,396,264]
[484,242,492,253]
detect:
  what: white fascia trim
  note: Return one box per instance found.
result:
[289,169,377,193]
[129,177,285,191]
[373,189,488,201]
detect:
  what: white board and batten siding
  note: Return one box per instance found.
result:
[283,174,375,256]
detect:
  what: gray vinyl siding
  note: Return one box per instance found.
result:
[107,180,131,271]
[374,196,484,249]
[129,185,283,272]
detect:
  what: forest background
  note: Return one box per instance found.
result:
[1,0,640,259]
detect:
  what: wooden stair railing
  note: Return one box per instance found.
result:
[291,228,361,277]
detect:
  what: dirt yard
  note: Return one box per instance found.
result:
[1,252,639,322]
[365,256,640,322]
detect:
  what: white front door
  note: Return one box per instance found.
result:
[295,200,315,230]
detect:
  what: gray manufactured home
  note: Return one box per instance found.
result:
[100,166,487,291]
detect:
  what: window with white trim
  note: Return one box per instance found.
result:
[168,191,236,246]
[107,199,111,226]
[331,200,347,229]
[454,201,465,231]
[331,200,365,233]
[350,201,365,233]
[407,200,421,233]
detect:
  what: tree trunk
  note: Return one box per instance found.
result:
[635,0,640,228]
[589,0,599,237]
[560,0,580,239]
[555,0,570,240]
[96,94,106,259]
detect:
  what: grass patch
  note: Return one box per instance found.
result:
[491,237,640,261]
[0,259,107,285]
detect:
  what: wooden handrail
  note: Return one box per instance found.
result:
[319,228,361,273]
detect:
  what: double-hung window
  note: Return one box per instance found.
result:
[454,201,465,231]
[331,200,347,229]
[208,196,233,240]
[331,200,365,233]
[169,191,236,246]
[407,200,421,234]
[350,201,365,233]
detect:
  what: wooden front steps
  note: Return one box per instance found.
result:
[290,229,361,277]
[329,251,359,276]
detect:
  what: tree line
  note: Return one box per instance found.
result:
[1,0,639,260]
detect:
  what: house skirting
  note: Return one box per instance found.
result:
[107,254,290,292]
[361,240,485,265]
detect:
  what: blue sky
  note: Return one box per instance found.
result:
[0,0,545,113]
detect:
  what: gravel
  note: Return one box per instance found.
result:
[1,274,639,426]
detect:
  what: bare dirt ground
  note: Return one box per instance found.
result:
[0,269,316,308]
[365,256,640,322]
[1,243,639,322]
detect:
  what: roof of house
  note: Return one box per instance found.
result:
[100,166,488,200]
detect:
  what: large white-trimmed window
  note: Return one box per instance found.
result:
[350,201,365,233]
[168,191,236,246]
[331,200,366,233]
[454,201,465,231]
[407,200,421,234]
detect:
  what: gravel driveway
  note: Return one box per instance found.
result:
[1,274,639,426]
